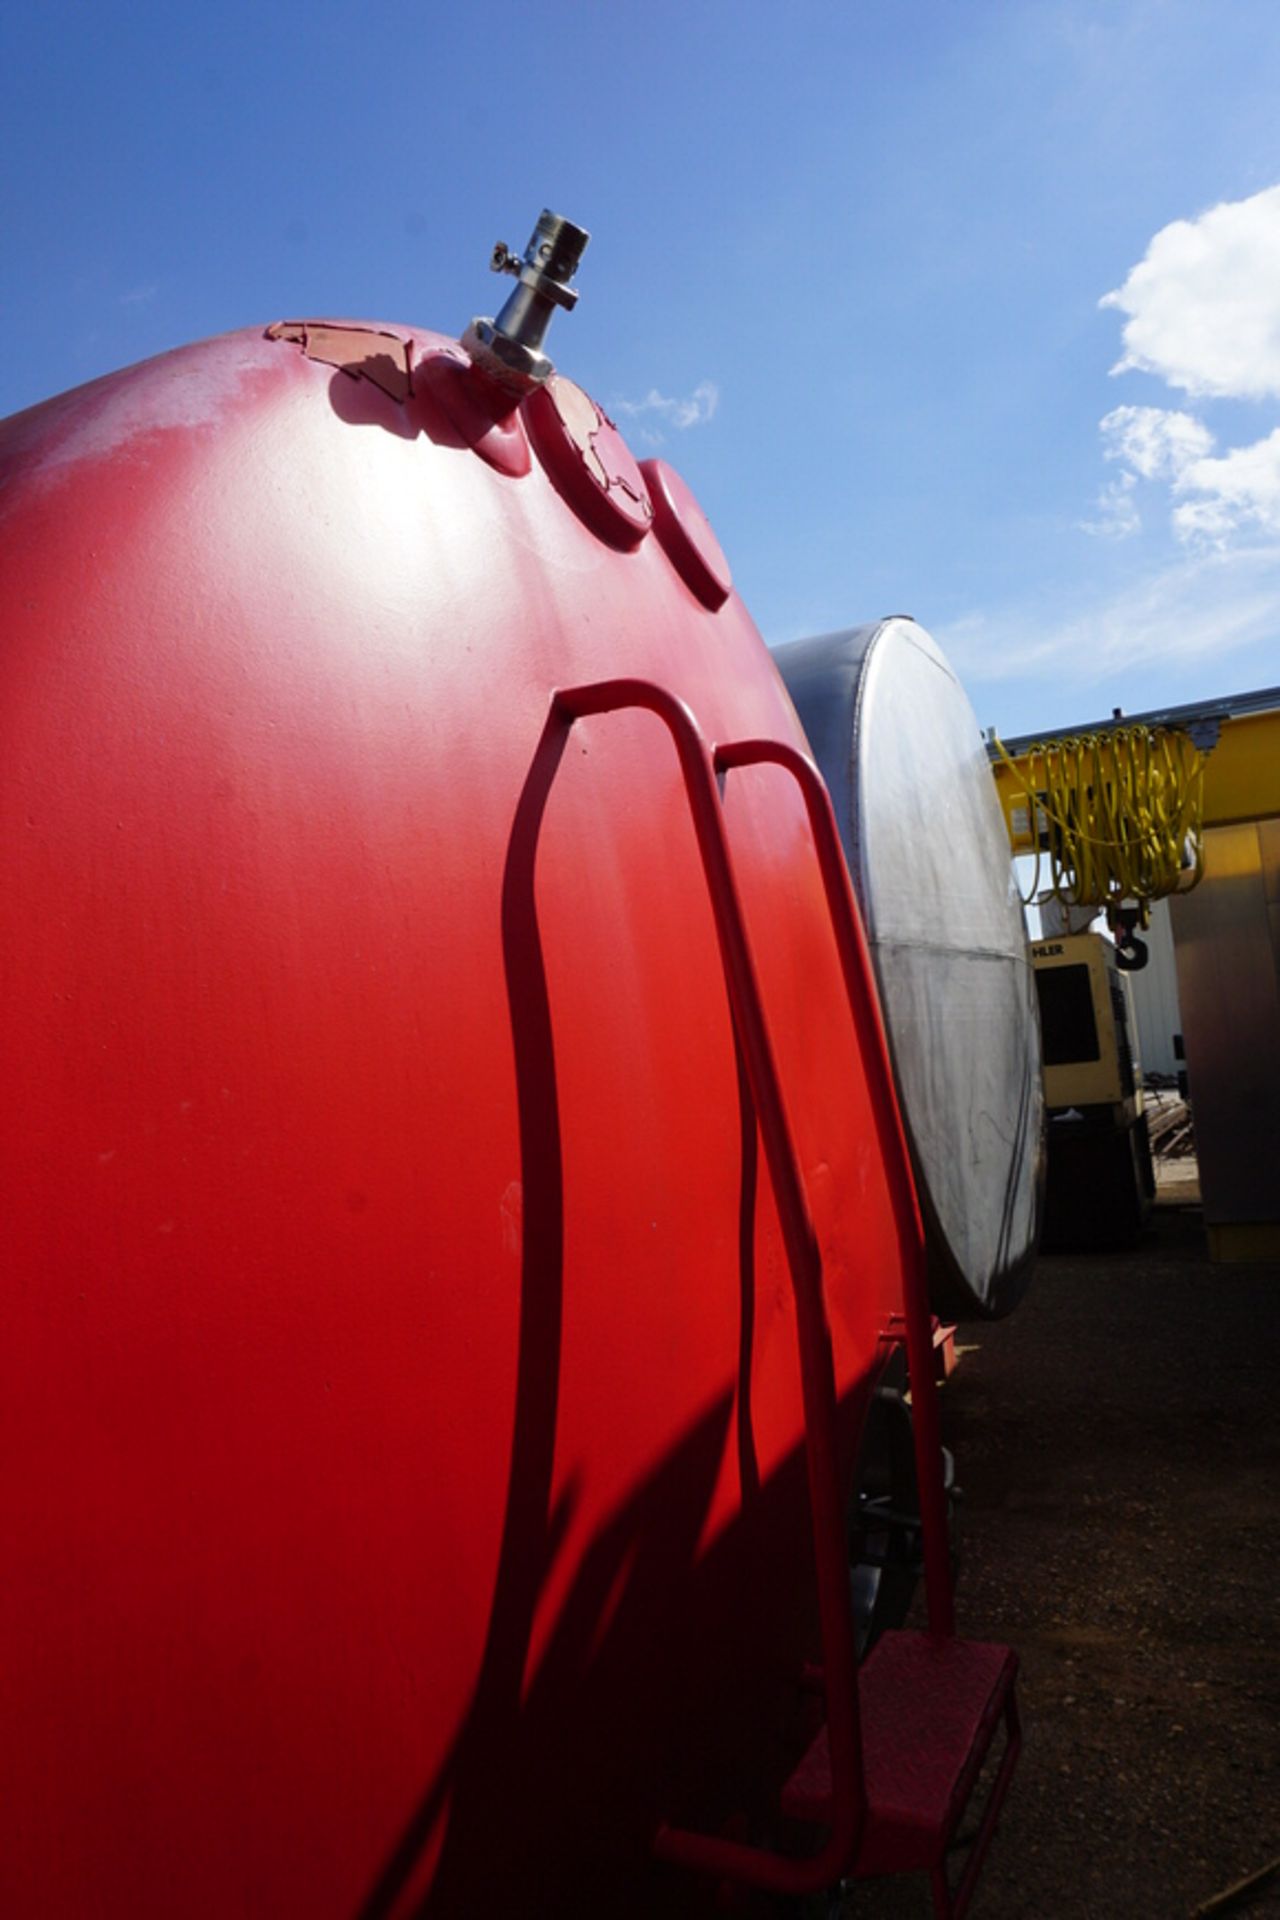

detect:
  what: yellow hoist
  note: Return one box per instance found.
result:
[991,723,1207,962]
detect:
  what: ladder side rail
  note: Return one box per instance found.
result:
[715,737,955,1640]
[550,678,862,1896]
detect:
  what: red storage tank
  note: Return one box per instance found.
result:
[1,242,929,1915]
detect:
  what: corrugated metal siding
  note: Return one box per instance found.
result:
[1127,897,1184,1079]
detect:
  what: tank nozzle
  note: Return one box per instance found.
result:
[462,209,590,393]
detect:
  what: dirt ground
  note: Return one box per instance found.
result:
[842,1197,1279,1920]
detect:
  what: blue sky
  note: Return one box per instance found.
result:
[4,0,1280,737]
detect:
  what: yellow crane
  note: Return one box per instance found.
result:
[990,686,1280,1264]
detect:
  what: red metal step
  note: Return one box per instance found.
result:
[783,1630,1021,1917]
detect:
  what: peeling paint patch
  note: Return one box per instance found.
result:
[553,377,647,510]
[267,321,414,404]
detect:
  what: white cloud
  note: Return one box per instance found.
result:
[938,546,1280,686]
[970,186,1280,709]
[1081,467,1141,540]
[1092,408,1280,553]
[1090,190,1280,555]
[1101,184,1280,399]
[1173,426,1280,546]
[612,380,719,432]
[1099,404,1213,481]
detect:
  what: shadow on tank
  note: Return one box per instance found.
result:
[357,716,860,1920]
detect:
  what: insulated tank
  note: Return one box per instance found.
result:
[0,246,925,1913]
[774,622,1044,1320]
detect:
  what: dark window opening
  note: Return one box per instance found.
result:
[1036,964,1100,1065]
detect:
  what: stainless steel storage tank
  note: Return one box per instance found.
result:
[774,620,1043,1319]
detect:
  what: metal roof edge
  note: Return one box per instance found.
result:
[989,684,1280,758]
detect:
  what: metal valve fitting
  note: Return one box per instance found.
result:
[462,209,590,394]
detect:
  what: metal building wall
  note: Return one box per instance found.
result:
[1126,897,1183,1079]
[1170,821,1280,1258]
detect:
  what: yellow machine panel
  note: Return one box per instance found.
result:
[1031,933,1142,1117]
[1031,933,1153,1247]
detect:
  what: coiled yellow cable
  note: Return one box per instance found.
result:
[993,725,1207,917]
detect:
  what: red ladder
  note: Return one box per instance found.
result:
[551,680,1021,1916]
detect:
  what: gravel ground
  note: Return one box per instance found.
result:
[840,1199,1279,1920]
